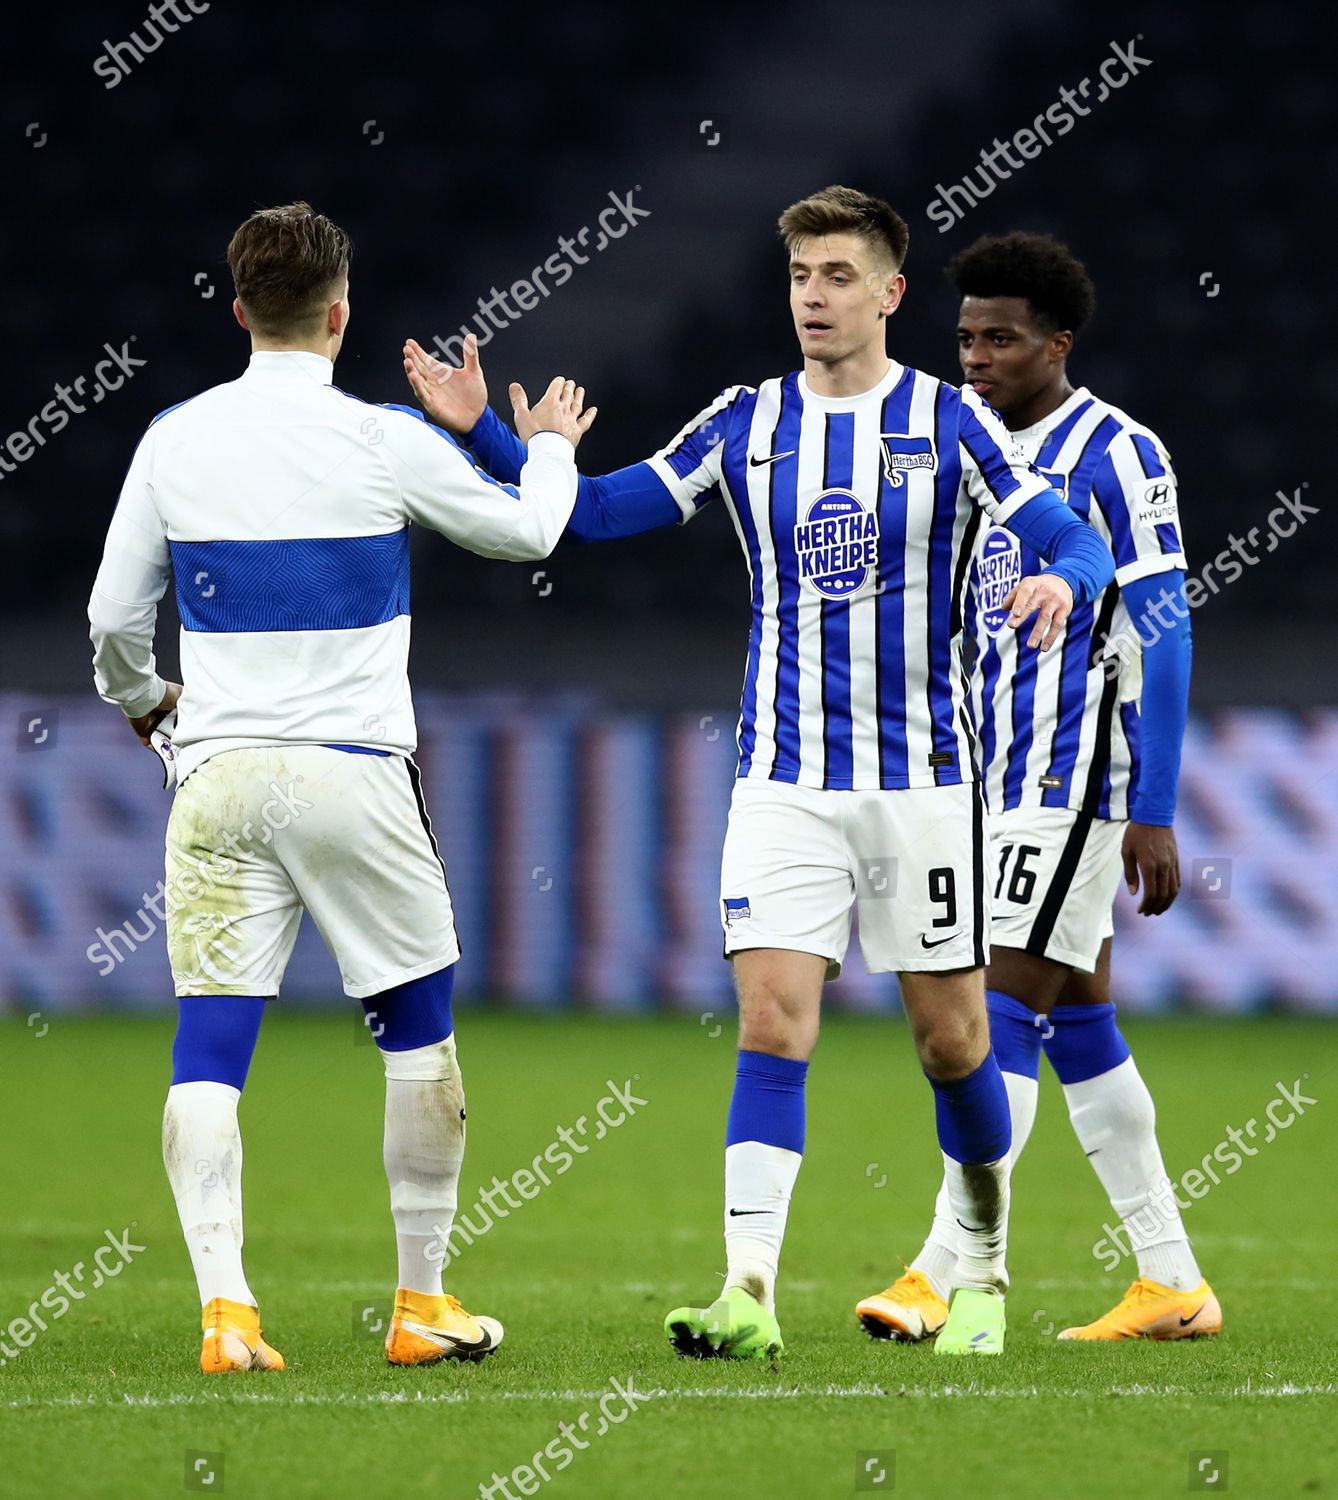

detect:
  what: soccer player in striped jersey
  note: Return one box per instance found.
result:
[860,233,1219,1343]
[403,187,1116,1357]
[89,203,591,1373]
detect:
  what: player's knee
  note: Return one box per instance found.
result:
[913,1010,987,1080]
[737,988,816,1059]
[380,1032,459,1082]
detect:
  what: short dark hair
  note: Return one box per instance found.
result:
[226,201,352,339]
[946,231,1095,337]
[778,185,909,272]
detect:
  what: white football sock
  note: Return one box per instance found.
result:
[381,1034,466,1296]
[911,1071,1037,1300]
[163,1081,255,1307]
[1001,1070,1040,1163]
[1061,1057,1202,1291]
[722,1141,802,1313]
[940,1152,1011,1294]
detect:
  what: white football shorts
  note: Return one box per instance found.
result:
[165,746,459,999]
[986,806,1125,972]
[718,777,989,977]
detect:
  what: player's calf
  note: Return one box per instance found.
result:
[900,971,1013,1297]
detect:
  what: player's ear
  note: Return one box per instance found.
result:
[1051,328,1074,363]
[881,272,906,318]
[232,298,249,331]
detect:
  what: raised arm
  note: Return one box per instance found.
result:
[403,336,735,544]
[378,387,581,561]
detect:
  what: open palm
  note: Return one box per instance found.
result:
[402,334,487,437]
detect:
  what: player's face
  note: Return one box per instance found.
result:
[957,295,1066,419]
[789,234,903,364]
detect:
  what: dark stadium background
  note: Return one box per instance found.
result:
[2,0,1334,1011]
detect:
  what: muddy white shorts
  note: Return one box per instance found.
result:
[987,806,1125,972]
[718,777,988,977]
[165,746,459,999]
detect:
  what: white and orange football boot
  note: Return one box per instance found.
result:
[1058,1277,1222,1340]
[384,1289,504,1366]
[199,1298,286,1373]
[856,1269,950,1342]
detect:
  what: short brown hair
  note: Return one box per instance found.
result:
[778,185,909,272]
[226,201,352,339]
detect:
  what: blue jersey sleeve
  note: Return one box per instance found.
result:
[1121,569,1191,826]
[462,405,529,484]
[463,389,748,543]
[1002,490,1116,605]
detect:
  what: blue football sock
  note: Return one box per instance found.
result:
[725,1050,808,1153]
[986,989,1045,1080]
[362,964,456,1052]
[1041,1002,1131,1084]
[927,1052,1012,1165]
[171,995,266,1091]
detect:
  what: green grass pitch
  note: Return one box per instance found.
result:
[1,1010,1334,1499]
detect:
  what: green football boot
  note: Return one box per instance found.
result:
[933,1287,1006,1356]
[664,1285,783,1360]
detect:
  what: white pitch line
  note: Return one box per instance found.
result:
[6,1382,1334,1412]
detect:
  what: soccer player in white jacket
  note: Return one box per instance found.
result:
[88,202,592,1373]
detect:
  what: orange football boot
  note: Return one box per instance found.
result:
[199,1298,285,1373]
[1058,1277,1222,1340]
[384,1288,504,1366]
[856,1268,950,1342]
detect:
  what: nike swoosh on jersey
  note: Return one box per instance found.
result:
[747,449,796,467]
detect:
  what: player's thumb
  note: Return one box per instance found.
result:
[509,381,529,416]
[464,332,481,371]
[1123,842,1139,894]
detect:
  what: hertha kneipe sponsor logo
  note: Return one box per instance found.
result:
[978,528,1022,635]
[794,489,880,600]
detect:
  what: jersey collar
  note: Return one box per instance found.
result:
[1009,385,1091,446]
[797,358,905,409]
[244,350,335,386]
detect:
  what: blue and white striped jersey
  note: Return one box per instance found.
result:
[646,360,1055,790]
[966,386,1187,821]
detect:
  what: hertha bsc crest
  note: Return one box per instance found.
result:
[880,434,937,487]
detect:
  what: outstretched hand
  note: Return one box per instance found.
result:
[510,376,598,448]
[403,334,488,437]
